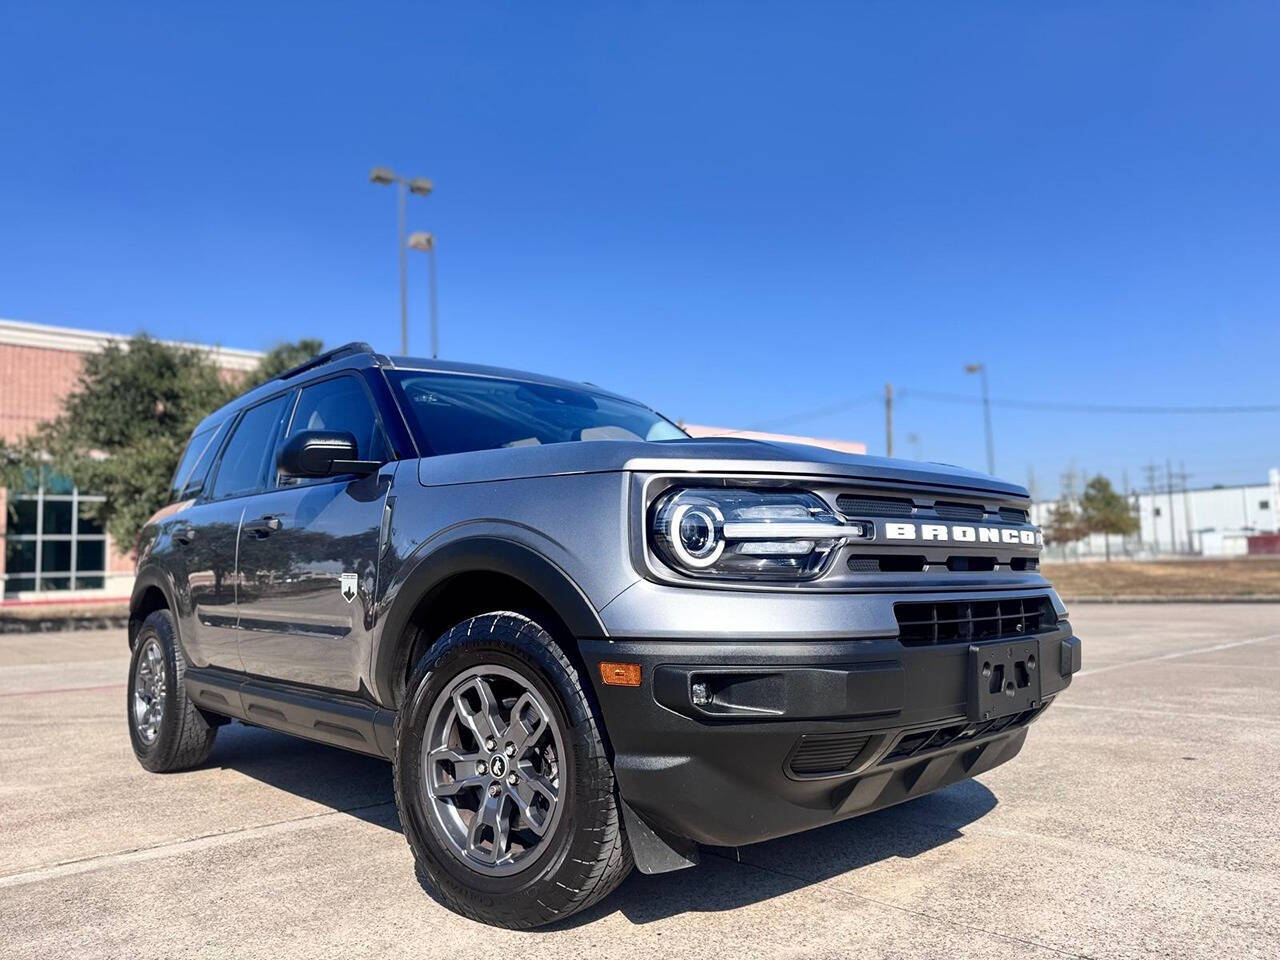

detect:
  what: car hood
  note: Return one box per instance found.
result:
[416,437,1029,498]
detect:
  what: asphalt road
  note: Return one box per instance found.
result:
[1,604,1277,959]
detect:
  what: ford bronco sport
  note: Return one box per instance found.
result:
[127,342,1081,927]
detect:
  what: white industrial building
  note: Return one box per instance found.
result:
[1031,469,1280,559]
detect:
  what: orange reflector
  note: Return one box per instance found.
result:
[599,661,642,687]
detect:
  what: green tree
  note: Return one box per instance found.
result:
[1079,475,1140,561]
[242,338,325,389]
[0,335,324,551]
[1042,498,1086,551]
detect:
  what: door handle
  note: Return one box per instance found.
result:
[244,515,283,538]
[173,525,197,545]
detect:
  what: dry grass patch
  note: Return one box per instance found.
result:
[1041,558,1280,598]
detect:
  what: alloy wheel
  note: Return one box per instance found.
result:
[132,637,166,745]
[420,664,565,877]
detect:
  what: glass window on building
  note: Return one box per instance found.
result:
[3,472,108,597]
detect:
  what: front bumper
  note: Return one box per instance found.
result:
[580,619,1079,849]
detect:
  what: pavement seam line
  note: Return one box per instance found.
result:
[0,800,396,889]
[1074,632,1280,678]
[0,682,126,698]
[908,812,1280,886]
[1053,701,1280,726]
[707,849,1095,959]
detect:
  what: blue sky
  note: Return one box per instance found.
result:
[2,2,1278,497]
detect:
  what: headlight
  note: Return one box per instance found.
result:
[650,487,866,581]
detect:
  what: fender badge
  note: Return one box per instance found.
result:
[339,573,358,603]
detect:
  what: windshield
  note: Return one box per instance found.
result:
[387,370,687,456]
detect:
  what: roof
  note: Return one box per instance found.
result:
[0,318,263,372]
[191,345,661,434]
[383,354,638,405]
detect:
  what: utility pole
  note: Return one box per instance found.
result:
[1144,462,1161,552]
[884,383,894,457]
[1166,458,1177,553]
[1178,462,1194,554]
[964,363,995,475]
[1122,469,1133,556]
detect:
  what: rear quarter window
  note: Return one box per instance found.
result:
[169,421,227,502]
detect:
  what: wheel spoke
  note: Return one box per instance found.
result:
[467,790,508,863]
[507,692,548,755]
[507,782,553,836]
[428,744,483,766]
[427,745,488,797]
[453,677,506,745]
[432,773,488,797]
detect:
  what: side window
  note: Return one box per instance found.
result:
[170,420,228,502]
[208,394,290,500]
[170,428,213,502]
[281,375,390,481]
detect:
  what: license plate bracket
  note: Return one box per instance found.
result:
[967,638,1042,722]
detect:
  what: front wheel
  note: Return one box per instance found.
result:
[393,612,632,928]
[127,609,217,772]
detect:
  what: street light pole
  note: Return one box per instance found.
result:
[408,232,438,359]
[370,166,433,354]
[965,363,995,475]
[397,179,407,354]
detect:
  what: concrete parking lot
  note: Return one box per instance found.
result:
[1,604,1277,959]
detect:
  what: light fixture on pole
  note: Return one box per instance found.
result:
[964,363,995,475]
[407,232,439,360]
[369,166,433,354]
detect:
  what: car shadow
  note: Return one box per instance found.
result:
[206,721,402,831]
[204,721,998,926]
[555,778,998,929]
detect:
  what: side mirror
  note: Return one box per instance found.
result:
[278,430,381,478]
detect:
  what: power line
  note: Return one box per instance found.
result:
[740,388,1280,433]
[745,392,881,432]
[898,389,1280,416]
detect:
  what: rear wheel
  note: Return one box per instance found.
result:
[393,612,632,928]
[127,609,217,772]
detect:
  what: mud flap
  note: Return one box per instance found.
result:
[620,799,701,874]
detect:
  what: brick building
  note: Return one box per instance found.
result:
[1,319,261,606]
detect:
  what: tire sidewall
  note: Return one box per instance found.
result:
[396,617,601,914]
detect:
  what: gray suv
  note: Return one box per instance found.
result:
[127,342,1081,928]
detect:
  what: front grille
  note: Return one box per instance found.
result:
[946,556,996,572]
[836,495,914,517]
[789,732,871,776]
[894,596,1057,646]
[999,507,1029,523]
[847,554,926,573]
[880,702,1049,764]
[934,502,984,521]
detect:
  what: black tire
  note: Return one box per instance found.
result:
[127,609,217,772]
[393,612,632,928]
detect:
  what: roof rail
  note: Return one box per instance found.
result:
[275,341,375,381]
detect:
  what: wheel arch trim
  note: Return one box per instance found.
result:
[128,567,181,650]
[372,536,608,706]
